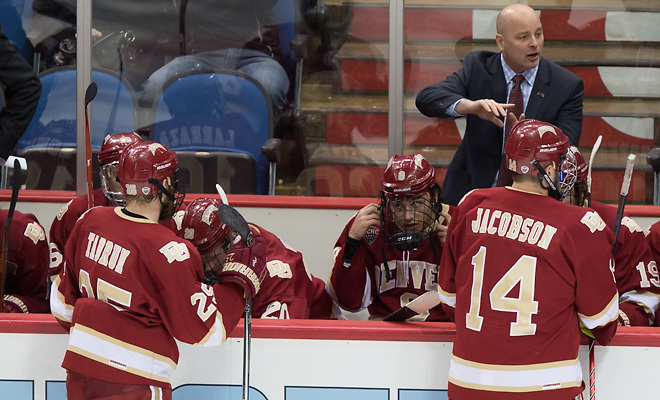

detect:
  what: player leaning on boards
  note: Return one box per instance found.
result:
[50,141,267,400]
[565,147,660,326]
[329,153,453,320]
[437,120,618,399]
[180,197,337,319]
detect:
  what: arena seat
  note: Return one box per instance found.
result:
[16,67,138,190]
[148,69,280,195]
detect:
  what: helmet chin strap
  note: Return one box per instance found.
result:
[532,160,562,200]
[149,178,176,219]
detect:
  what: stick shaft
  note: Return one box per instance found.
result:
[85,108,94,209]
[0,160,22,310]
[612,155,636,254]
[242,299,251,400]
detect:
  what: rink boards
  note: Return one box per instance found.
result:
[1,315,659,400]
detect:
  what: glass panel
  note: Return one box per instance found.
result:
[10,1,660,202]
[405,1,660,205]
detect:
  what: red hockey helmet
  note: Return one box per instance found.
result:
[504,119,569,176]
[98,132,143,206]
[504,119,576,200]
[380,154,441,251]
[572,146,588,182]
[565,146,589,206]
[98,131,143,166]
[181,197,231,253]
[381,153,436,196]
[180,197,233,284]
[117,141,185,217]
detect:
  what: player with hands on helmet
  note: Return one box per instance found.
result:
[436,119,619,399]
[217,233,267,300]
[329,153,453,321]
[565,147,660,326]
[50,141,249,400]
[181,197,338,319]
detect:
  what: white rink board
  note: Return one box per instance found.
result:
[0,320,659,400]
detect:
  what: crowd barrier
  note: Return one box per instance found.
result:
[1,315,659,400]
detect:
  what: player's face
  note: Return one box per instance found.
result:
[563,182,588,207]
[201,244,228,277]
[497,10,544,73]
[388,192,435,232]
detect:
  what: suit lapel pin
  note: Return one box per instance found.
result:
[537,92,545,98]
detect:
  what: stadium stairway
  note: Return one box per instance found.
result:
[290,0,660,204]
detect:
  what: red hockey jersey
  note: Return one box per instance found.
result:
[329,204,452,321]
[50,207,245,389]
[49,189,185,277]
[0,210,50,313]
[49,189,108,277]
[591,201,660,326]
[438,187,618,399]
[249,223,335,319]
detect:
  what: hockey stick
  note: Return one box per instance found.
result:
[0,159,22,312]
[586,135,603,207]
[587,153,635,400]
[612,154,635,255]
[383,290,442,321]
[584,135,602,399]
[215,183,229,205]
[84,83,98,210]
[215,184,253,400]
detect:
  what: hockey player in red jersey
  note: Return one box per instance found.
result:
[565,147,660,326]
[1,210,50,313]
[49,132,185,279]
[180,197,337,319]
[437,119,619,399]
[329,153,452,320]
[48,131,143,278]
[646,223,660,318]
[50,141,266,400]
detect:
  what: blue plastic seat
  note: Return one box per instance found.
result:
[151,69,278,195]
[17,67,138,151]
[16,67,137,190]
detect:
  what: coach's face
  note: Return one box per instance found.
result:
[496,5,544,73]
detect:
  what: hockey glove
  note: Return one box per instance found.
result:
[217,233,266,299]
[2,295,29,313]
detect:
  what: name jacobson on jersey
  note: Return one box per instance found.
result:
[470,207,558,250]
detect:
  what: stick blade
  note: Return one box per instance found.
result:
[85,82,98,105]
[383,291,442,321]
[215,184,229,205]
[217,204,253,247]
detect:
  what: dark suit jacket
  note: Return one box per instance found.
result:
[416,51,583,205]
[0,24,42,160]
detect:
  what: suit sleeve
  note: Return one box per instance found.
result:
[415,53,476,118]
[0,25,42,160]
